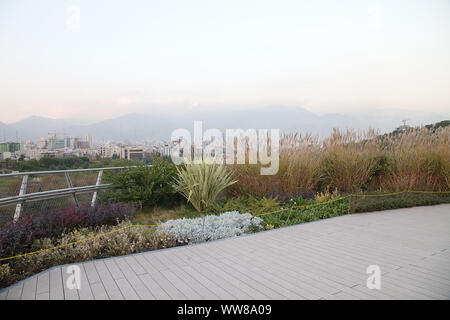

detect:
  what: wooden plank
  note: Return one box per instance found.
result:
[115,278,140,300]
[6,283,23,300]
[49,268,64,300]
[0,290,8,300]
[115,257,154,299]
[78,264,94,300]
[200,261,270,300]
[90,282,109,300]
[139,274,170,300]
[104,259,125,280]
[36,292,50,300]
[83,261,102,284]
[160,269,203,300]
[1,204,449,300]
[166,265,220,300]
[124,256,147,275]
[93,260,124,300]
[36,271,50,295]
[21,277,37,300]
[137,253,187,299]
[180,264,235,300]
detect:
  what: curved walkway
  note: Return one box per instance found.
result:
[1,204,449,300]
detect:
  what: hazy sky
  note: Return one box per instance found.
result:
[1,0,449,123]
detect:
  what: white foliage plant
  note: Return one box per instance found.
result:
[157,211,263,244]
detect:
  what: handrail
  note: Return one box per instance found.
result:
[0,184,112,207]
[0,165,152,221]
[0,166,129,177]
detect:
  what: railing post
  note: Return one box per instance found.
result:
[91,170,103,207]
[14,174,28,222]
[65,172,79,208]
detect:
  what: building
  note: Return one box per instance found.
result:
[98,145,121,158]
[64,137,71,148]
[39,150,59,158]
[0,142,21,153]
[153,138,183,157]
[46,138,65,150]
[0,152,12,160]
[120,147,144,160]
[24,149,40,159]
[73,137,90,149]
[84,134,93,148]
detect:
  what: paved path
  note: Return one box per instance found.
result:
[1,204,449,300]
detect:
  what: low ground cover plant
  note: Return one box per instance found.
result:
[209,195,280,216]
[158,211,264,243]
[349,192,450,213]
[261,195,350,229]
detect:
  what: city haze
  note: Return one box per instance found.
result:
[1,0,450,125]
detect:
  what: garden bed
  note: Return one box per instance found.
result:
[1,191,449,290]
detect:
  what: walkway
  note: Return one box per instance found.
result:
[1,204,449,300]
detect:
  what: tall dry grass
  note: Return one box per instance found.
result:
[229,126,449,197]
[378,127,450,191]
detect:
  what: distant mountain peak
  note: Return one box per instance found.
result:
[2,107,448,143]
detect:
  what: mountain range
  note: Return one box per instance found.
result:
[0,106,448,144]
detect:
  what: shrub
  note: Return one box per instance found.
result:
[314,187,340,203]
[173,162,237,212]
[262,196,350,228]
[209,195,280,216]
[0,264,12,285]
[286,196,315,207]
[268,189,317,205]
[157,211,263,243]
[0,202,136,259]
[349,192,450,213]
[0,221,177,289]
[105,158,181,208]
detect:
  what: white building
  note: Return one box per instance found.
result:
[120,147,145,160]
[0,152,12,160]
[98,145,121,158]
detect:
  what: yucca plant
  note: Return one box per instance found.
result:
[173,162,237,213]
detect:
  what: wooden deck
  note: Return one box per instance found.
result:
[1,204,449,300]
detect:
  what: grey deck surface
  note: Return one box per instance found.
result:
[1,204,449,300]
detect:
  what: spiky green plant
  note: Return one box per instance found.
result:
[173,162,237,213]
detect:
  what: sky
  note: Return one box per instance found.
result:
[0,0,449,123]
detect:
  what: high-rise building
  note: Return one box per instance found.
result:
[74,137,90,149]
[64,137,71,148]
[47,138,65,150]
[0,142,21,153]
[84,134,92,147]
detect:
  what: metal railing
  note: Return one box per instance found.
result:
[0,166,150,222]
